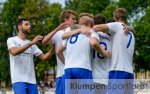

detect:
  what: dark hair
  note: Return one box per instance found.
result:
[16,18,28,31]
[60,10,76,23]
[107,19,115,23]
[94,14,106,25]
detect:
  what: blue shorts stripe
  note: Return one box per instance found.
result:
[65,68,93,79]
[56,76,64,94]
[108,71,134,94]
[12,82,38,94]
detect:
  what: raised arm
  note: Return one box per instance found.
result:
[62,25,91,39]
[8,35,43,56]
[92,24,109,33]
[61,28,81,39]
[42,23,68,45]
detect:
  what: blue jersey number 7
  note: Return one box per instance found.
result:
[126,32,132,48]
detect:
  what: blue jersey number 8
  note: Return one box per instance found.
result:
[93,42,107,59]
[69,33,80,44]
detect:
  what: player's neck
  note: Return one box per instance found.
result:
[17,31,27,40]
[81,25,91,29]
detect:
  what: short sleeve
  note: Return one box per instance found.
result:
[65,27,71,32]
[61,27,71,47]
[7,38,16,50]
[90,30,100,41]
[32,45,43,57]
[107,22,117,35]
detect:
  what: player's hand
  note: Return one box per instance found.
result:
[31,35,43,45]
[58,22,70,30]
[122,24,129,35]
[102,50,111,58]
[80,26,91,37]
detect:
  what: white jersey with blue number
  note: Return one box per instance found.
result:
[107,22,135,73]
[48,27,71,77]
[64,31,99,71]
[92,32,111,85]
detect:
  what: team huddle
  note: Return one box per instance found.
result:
[7,8,135,94]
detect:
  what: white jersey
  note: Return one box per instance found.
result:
[92,32,111,85]
[64,31,99,71]
[107,22,135,73]
[49,27,71,77]
[7,36,43,84]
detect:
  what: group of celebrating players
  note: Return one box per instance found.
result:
[7,7,135,94]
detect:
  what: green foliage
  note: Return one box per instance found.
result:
[118,0,149,14]
[102,3,117,20]
[133,6,150,70]
[65,0,110,15]
[2,0,26,33]
[117,0,150,21]
[0,0,26,86]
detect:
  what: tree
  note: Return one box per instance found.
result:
[133,6,150,78]
[0,0,26,87]
[65,0,110,15]
[102,3,117,21]
[117,0,150,23]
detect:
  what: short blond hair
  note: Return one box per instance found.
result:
[79,16,94,27]
[78,13,93,22]
[79,13,93,19]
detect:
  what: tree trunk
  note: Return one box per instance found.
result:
[145,69,147,79]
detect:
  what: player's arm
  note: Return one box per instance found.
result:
[42,23,68,45]
[62,26,91,39]
[56,39,67,64]
[61,28,81,39]
[90,36,111,58]
[56,45,65,64]
[92,24,109,33]
[38,44,55,61]
[8,35,43,56]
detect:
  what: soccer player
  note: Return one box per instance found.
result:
[92,8,135,94]
[7,18,54,94]
[42,10,77,94]
[92,14,111,94]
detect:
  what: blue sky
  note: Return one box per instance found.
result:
[50,0,65,7]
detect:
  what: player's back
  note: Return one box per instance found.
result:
[65,33,92,70]
[108,22,135,73]
[92,32,111,85]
